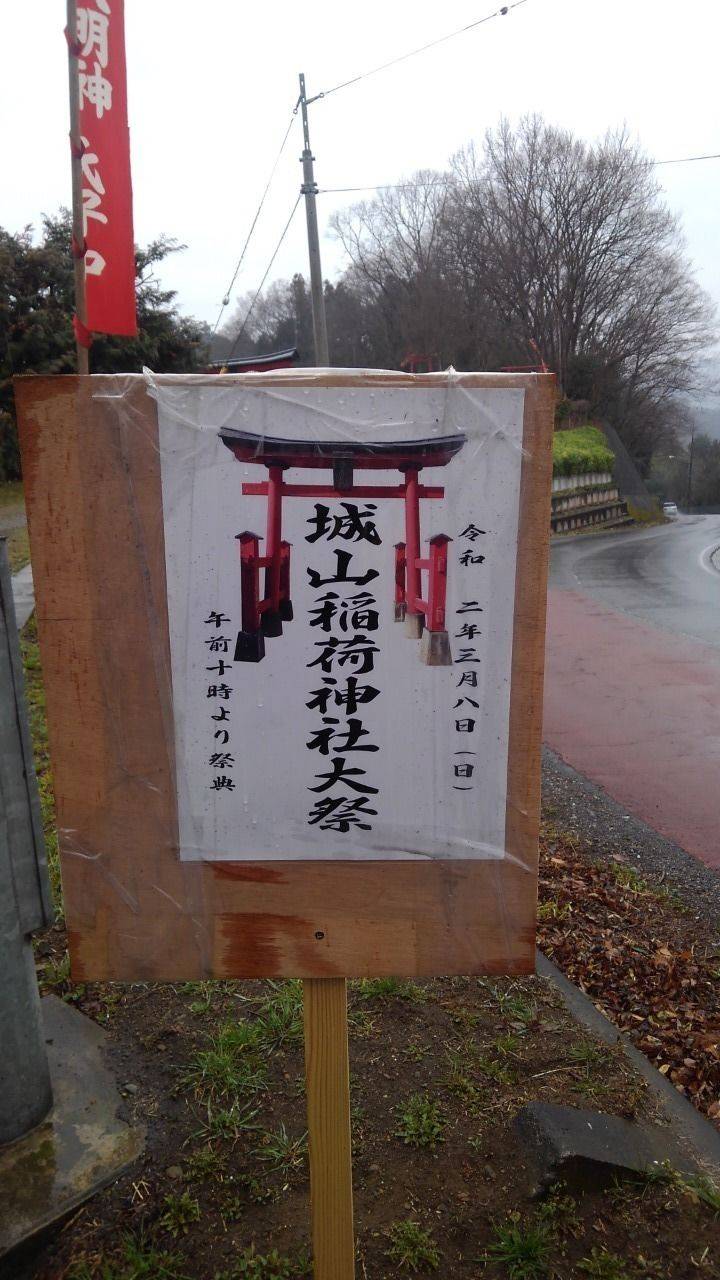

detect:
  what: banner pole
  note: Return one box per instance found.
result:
[303,977,355,1280]
[65,0,89,374]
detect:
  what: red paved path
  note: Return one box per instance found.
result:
[544,588,720,870]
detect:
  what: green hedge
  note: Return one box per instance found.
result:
[552,425,614,478]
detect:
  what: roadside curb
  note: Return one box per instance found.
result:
[10,561,34,629]
[536,949,720,1175]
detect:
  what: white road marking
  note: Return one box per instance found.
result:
[698,542,720,577]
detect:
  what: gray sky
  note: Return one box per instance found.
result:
[2,0,719,334]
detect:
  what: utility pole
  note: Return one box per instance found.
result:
[298,73,330,367]
[686,427,695,510]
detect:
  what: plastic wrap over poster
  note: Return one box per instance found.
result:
[149,373,526,862]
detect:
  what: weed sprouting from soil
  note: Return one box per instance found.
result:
[476,1051,517,1086]
[355,976,426,1002]
[403,1039,430,1062]
[482,1213,552,1278]
[183,1145,227,1181]
[159,1191,201,1237]
[253,980,305,1048]
[214,1245,310,1278]
[179,1031,267,1101]
[478,980,538,1028]
[236,1173,281,1204]
[20,617,61,911]
[535,1184,582,1237]
[193,1099,260,1143]
[395,1093,446,1149]
[537,898,572,922]
[640,1161,720,1213]
[386,1219,441,1272]
[66,1232,189,1279]
[254,1122,308,1173]
[578,1246,632,1278]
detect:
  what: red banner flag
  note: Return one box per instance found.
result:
[73,0,137,336]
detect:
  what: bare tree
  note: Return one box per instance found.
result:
[331,116,715,464]
[330,172,464,367]
[452,117,713,391]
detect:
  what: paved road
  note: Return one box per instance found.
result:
[544,516,720,870]
[550,515,720,648]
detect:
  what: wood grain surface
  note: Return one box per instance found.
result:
[15,371,554,980]
[303,977,355,1279]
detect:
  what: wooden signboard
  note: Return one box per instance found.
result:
[15,370,554,984]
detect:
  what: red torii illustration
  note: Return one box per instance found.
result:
[219,429,466,666]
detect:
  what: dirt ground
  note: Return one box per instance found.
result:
[7,589,720,1280]
[10,960,720,1280]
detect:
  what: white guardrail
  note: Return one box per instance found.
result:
[551,471,612,493]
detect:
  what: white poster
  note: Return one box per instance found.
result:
[149,373,525,862]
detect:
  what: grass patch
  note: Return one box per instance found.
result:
[476,1052,517,1086]
[254,1122,308,1173]
[183,1144,227,1181]
[403,1039,430,1062]
[20,615,61,912]
[355,976,425,1002]
[0,480,24,510]
[67,1232,189,1279]
[395,1093,446,1149]
[578,1247,632,1278]
[179,985,307,1107]
[251,980,304,1048]
[478,981,537,1028]
[566,1040,611,1070]
[535,1185,582,1237]
[215,1246,310,1278]
[386,1220,440,1272]
[444,1046,480,1100]
[179,1023,268,1101]
[194,1099,260,1142]
[482,1213,552,1278]
[552,425,614,478]
[5,524,30,572]
[641,1161,720,1213]
[537,898,571,923]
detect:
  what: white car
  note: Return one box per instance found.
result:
[662,501,679,517]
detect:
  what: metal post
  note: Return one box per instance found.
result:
[66,0,90,374]
[298,73,330,366]
[0,540,53,1145]
[686,428,695,510]
[0,855,53,1144]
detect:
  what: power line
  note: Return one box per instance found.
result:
[225,195,302,362]
[317,151,720,196]
[213,2,530,348]
[319,181,447,195]
[211,111,298,336]
[654,151,720,166]
[313,0,529,102]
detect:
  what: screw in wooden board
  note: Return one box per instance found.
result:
[315,931,325,940]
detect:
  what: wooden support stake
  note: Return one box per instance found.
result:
[303,977,355,1280]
